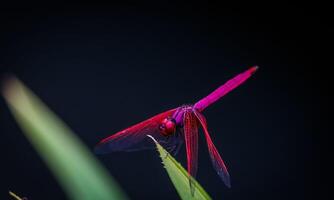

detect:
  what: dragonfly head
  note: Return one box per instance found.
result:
[159,117,176,136]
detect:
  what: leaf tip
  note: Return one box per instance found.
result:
[1,74,18,99]
[9,190,23,200]
[146,134,158,144]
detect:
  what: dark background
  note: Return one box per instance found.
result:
[0,3,319,200]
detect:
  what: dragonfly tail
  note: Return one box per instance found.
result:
[194,66,258,112]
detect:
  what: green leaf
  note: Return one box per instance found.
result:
[148,135,212,200]
[2,77,128,200]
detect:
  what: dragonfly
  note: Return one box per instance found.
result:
[95,66,258,188]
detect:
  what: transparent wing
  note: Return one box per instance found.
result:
[95,108,182,154]
[194,110,231,188]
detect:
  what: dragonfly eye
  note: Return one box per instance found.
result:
[159,117,176,136]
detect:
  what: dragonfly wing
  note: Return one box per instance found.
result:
[194,110,231,188]
[183,111,199,177]
[183,110,199,194]
[95,108,182,154]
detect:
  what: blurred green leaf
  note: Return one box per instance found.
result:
[148,135,212,200]
[2,77,128,200]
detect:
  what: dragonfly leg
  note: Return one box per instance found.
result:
[172,141,183,156]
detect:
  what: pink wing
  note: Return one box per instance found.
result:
[194,66,258,112]
[194,110,231,188]
[183,110,199,177]
[95,108,182,154]
[183,110,199,195]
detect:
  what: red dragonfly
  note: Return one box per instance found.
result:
[95,66,258,188]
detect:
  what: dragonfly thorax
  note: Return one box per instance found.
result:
[159,117,176,136]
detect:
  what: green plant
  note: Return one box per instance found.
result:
[2,76,213,200]
[2,77,128,200]
[148,135,212,200]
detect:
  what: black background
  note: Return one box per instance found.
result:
[1,3,320,200]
